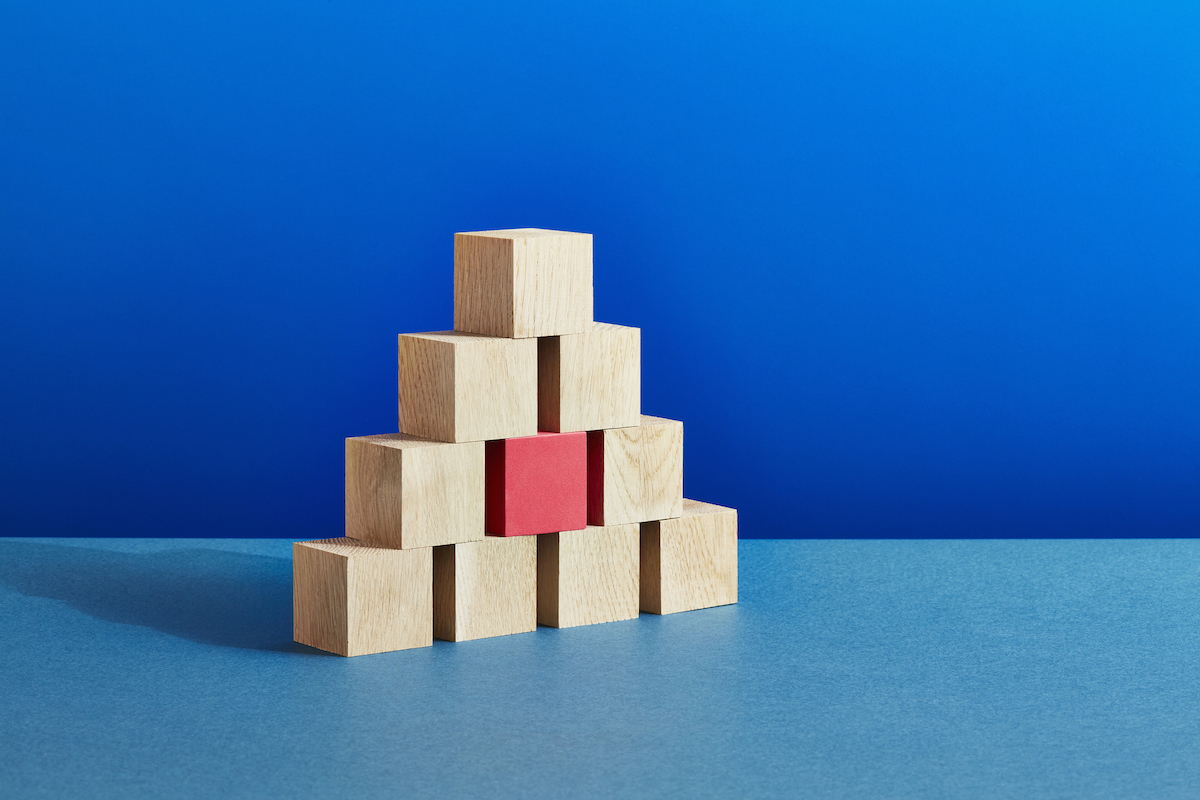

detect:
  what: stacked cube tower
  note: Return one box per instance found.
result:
[293,228,739,656]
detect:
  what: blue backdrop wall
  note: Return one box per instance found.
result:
[2,1,1197,539]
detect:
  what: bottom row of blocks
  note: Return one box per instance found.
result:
[294,499,737,656]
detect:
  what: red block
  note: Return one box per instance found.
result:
[485,432,587,536]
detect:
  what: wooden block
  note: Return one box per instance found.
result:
[640,499,738,615]
[486,432,587,537]
[433,535,537,641]
[345,434,484,550]
[639,416,685,521]
[588,425,640,524]
[454,228,593,339]
[587,415,683,526]
[537,524,640,628]
[538,322,640,433]
[398,331,537,443]
[293,538,432,656]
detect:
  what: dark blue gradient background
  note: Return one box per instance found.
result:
[2,1,1197,539]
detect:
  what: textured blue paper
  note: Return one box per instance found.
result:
[2,538,1197,798]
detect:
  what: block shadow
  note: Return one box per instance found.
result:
[0,541,326,653]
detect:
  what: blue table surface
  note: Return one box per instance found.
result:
[1,537,1198,799]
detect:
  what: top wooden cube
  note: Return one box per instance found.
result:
[454,228,593,339]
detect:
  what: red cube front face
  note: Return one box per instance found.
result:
[485,432,587,536]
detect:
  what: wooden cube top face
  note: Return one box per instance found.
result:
[398,332,537,443]
[433,536,537,642]
[454,229,593,339]
[401,330,494,345]
[346,435,485,550]
[644,502,738,615]
[485,432,587,536]
[350,432,452,451]
[298,536,392,557]
[680,498,734,517]
[537,525,640,628]
[463,228,573,240]
[293,539,432,656]
[538,322,641,433]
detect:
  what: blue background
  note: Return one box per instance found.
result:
[1,0,1197,539]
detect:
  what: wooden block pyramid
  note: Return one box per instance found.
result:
[294,228,739,656]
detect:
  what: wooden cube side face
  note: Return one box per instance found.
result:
[294,540,433,656]
[398,336,456,442]
[640,418,684,521]
[535,533,560,628]
[511,232,593,338]
[541,323,640,433]
[345,439,404,548]
[401,441,485,548]
[597,324,641,430]
[346,437,485,549]
[294,544,349,655]
[536,336,563,432]
[453,338,537,442]
[454,234,515,338]
[538,525,640,628]
[588,426,641,526]
[434,537,537,642]
[653,508,738,615]
[347,547,434,655]
[639,522,662,614]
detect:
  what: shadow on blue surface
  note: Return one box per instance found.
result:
[0,541,325,653]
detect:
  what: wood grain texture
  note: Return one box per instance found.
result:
[535,533,560,628]
[588,416,683,526]
[293,538,432,656]
[639,415,684,521]
[590,425,641,525]
[537,336,562,430]
[538,322,640,432]
[640,499,737,615]
[433,535,537,642]
[537,524,640,628]
[398,331,537,443]
[345,434,484,550]
[454,228,593,339]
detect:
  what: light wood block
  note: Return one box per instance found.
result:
[293,538,432,656]
[640,499,738,615]
[433,535,537,642]
[587,415,683,526]
[640,416,685,521]
[537,524,640,628]
[345,434,484,550]
[398,331,537,443]
[538,322,640,433]
[454,228,593,339]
